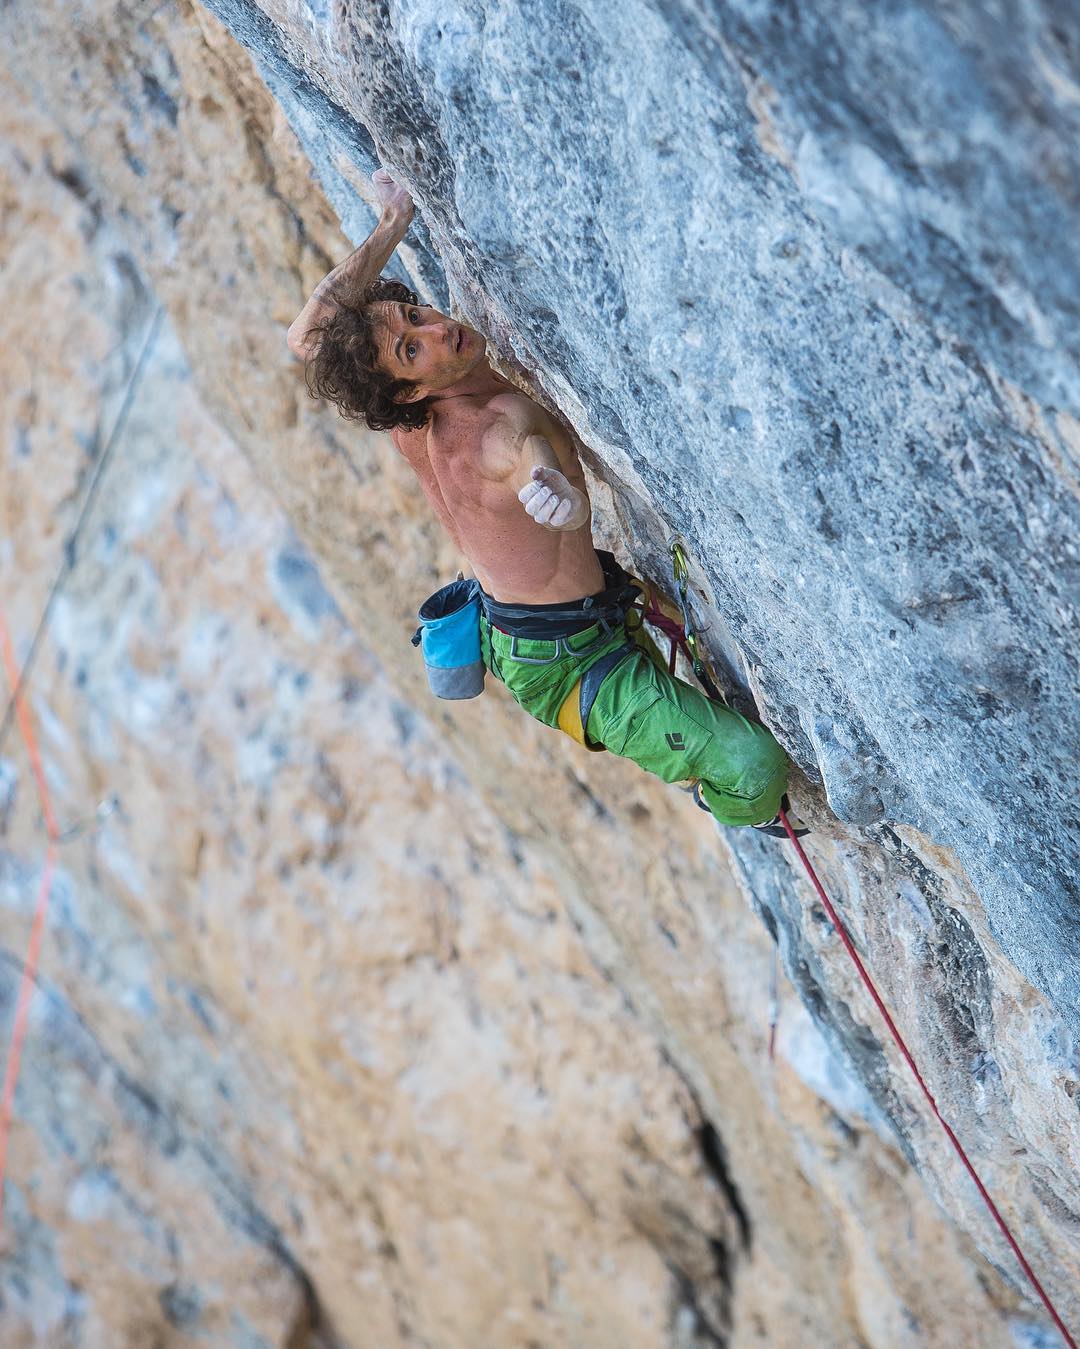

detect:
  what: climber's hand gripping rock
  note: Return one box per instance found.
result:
[371,168,414,226]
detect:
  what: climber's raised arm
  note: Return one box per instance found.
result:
[286,169,414,359]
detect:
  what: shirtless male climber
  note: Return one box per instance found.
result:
[287,170,794,834]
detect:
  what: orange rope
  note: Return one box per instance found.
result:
[0,608,60,1232]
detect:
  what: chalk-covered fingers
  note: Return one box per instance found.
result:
[520,480,564,524]
[519,482,567,524]
[371,168,414,224]
[518,467,575,528]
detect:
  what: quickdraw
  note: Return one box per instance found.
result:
[669,541,725,702]
[623,541,724,700]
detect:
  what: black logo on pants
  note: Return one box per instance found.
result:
[665,732,686,751]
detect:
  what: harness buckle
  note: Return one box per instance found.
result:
[508,634,567,665]
[506,614,615,666]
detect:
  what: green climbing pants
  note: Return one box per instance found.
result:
[480,615,789,826]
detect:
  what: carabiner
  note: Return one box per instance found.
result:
[670,539,690,591]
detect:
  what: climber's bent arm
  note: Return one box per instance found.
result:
[287,170,414,359]
[480,402,591,532]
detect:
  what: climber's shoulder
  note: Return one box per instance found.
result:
[390,422,428,460]
[474,391,569,456]
[483,388,537,419]
[423,387,539,450]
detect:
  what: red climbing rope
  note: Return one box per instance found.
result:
[654,541,1073,1341]
[0,608,61,1233]
[634,588,688,674]
[778,806,1077,1349]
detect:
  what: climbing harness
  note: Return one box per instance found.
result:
[478,554,639,641]
[475,551,642,753]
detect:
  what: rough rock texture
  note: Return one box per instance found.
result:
[0,0,1077,1346]
[214,0,1080,991]
[0,79,761,1348]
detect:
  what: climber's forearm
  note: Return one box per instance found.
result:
[315,209,411,307]
[287,208,411,357]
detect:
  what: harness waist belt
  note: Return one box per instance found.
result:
[479,551,641,639]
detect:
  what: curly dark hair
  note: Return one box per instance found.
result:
[304,277,432,432]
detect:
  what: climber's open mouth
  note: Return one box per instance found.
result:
[454,326,464,353]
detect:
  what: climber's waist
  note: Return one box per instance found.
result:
[479,551,640,639]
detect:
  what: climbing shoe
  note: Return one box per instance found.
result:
[751,795,810,840]
[690,783,809,837]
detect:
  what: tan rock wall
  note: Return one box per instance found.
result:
[0,83,746,1347]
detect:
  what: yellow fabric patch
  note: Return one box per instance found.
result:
[556,677,604,752]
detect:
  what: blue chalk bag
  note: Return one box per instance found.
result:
[412,578,486,699]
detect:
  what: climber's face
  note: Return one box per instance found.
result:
[373,301,486,400]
